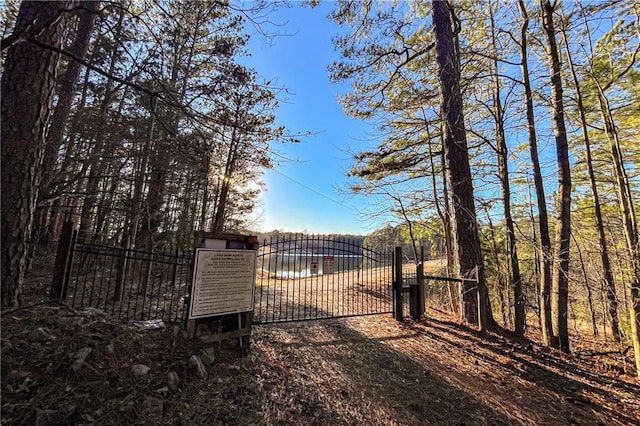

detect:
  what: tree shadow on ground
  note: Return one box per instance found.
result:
[253,320,513,425]
[402,316,640,425]
[426,316,640,395]
[251,286,514,425]
[251,283,640,425]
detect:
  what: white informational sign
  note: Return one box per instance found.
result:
[189,249,257,319]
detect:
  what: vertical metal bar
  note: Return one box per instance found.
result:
[96,246,110,310]
[302,234,308,320]
[319,235,323,318]
[357,241,362,315]
[256,239,264,323]
[265,237,272,323]
[284,235,291,321]
[394,246,403,321]
[420,246,425,318]
[293,234,298,319]
[128,253,144,321]
[277,234,283,322]
[167,249,179,322]
[118,250,132,320]
[113,234,130,302]
[71,243,84,309]
[61,229,79,302]
[309,235,318,318]
[154,256,166,320]
[50,221,76,301]
[85,246,100,307]
[309,235,315,320]
[268,236,275,323]
[107,246,117,315]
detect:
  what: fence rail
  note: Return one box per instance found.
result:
[61,231,192,323]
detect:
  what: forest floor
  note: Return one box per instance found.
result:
[2,252,640,425]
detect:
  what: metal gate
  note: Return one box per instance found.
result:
[51,226,396,324]
[50,224,192,323]
[253,234,394,324]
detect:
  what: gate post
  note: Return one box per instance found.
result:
[113,232,131,301]
[418,246,425,318]
[410,261,425,320]
[393,246,403,321]
[50,220,77,301]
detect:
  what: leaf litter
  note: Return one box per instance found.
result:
[2,302,639,425]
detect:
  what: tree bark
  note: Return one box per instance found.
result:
[561,26,620,340]
[594,86,640,378]
[38,0,99,227]
[1,0,72,307]
[518,0,554,346]
[542,0,572,353]
[79,7,123,236]
[428,137,459,315]
[432,0,493,330]
[489,2,524,335]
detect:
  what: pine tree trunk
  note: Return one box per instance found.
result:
[489,2,523,335]
[79,8,123,235]
[432,0,493,330]
[573,234,598,337]
[486,205,509,327]
[1,1,72,307]
[542,0,572,353]
[518,0,554,346]
[428,138,459,315]
[46,65,93,241]
[595,87,640,378]
[36,1,99,242]
[561,28,620,339]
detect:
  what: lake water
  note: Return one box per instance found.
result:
[258,253,363,278]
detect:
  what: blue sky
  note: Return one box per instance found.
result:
[241,2,384,235]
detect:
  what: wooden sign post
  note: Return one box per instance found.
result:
[186,232,259,351]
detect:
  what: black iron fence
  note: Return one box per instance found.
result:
[50,226,467,325]
[253,234,394,324]
[52,226,192,323]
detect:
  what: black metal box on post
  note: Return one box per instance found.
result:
[185,232,259,351]
[409,247,426,320]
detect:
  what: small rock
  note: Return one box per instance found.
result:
[82,307,106,317]
[30,327,54,342]
[58,316,85,327]
[200,347,216,365]
[119,397,135,412]
[155,386,169,397]
[189,355,207,379]
[131,364,150,377]
[9,370,31,379]
[195,323,209,338]
[166,371,180,388]
[101,342,115,355]
[140,396,163,423]
[227,365,241,372]
[71,347,92,372]
[172,325,186,339]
